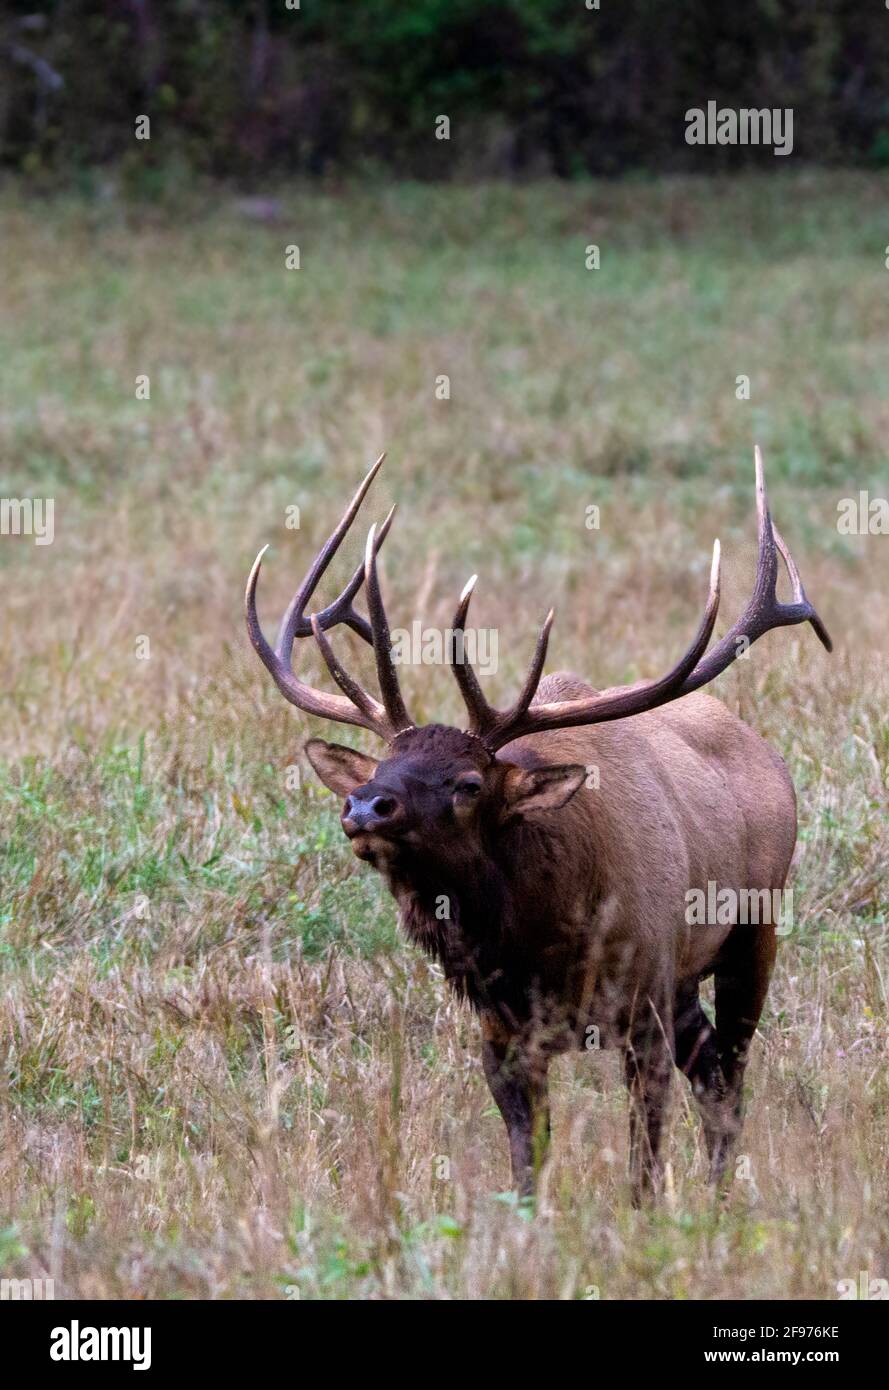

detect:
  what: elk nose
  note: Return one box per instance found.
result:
[342,792,401,835]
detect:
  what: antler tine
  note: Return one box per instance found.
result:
[773,526,833,652]
[275,453,387,659]
[490,608,556,738]
[310,613,390,729]
[449,576,558,743]
[364,522,414,735]
[246,454,411,742]
[280,504,397,650]
[753,442,779,595]
[679,447,832,691]
[471,447,829,752]
[449,576,498,736]
[479,538,722,749]
[452,540,720,750]
[246,544,387,734]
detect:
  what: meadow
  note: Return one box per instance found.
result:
[0,171,886,1299]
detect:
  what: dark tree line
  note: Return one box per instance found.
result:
[3,1,888,181]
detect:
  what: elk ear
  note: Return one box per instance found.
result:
[304,739,380,797]
[501,763,587,818]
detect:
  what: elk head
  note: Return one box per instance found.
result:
[245,450,831,876]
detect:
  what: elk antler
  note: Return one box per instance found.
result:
[245,454,415,741]
[449,447,832,752]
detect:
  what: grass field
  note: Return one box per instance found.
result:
[0,171,886,1299]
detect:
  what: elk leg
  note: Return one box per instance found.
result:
[481,1013,550,1196]
[623,1009,673,1204]
[673,983,731,1181]
[713,921,777,1181]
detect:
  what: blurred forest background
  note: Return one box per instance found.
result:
[4,0,889,185]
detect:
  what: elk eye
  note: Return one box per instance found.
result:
[454,776,482,799]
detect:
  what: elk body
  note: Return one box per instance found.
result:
[246,451,831,1197]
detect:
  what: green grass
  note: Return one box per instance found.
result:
[0,750,397,972]
[0,171,886,1298]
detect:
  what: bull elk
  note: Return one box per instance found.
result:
[245,449,831,1198]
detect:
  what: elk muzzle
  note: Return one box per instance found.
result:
[342,788,404,837]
